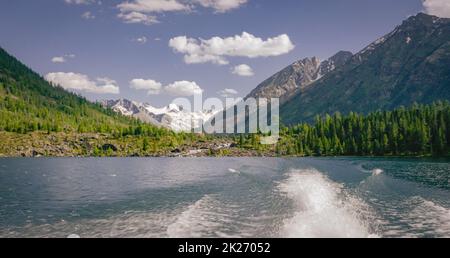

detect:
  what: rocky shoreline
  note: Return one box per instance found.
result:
[0,132,276,158]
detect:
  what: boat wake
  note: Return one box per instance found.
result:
[355,163,384,176]
[380,196,450,238]
[372,169,384,176]
[277,169,379,238]
[3,164,447,238]
[166,195,264,238]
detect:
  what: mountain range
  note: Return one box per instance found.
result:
[246,51,353,104]
[280,13,450,124]
[100,99,216,132]
[1,12,449,133]
[106,13,450,128]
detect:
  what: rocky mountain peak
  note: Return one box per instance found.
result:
[101,99,217,132]
[318,51,353,77]
[245,51,352,103]
[280,12,450,125]
[404,12,442,26]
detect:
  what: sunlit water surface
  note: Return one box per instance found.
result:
[0,157,449,238]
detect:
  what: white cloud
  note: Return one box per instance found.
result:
[218,88,238,97]
[232,64,254,76]
[194,0,248,13]
[117,0,189,13]
[132,36,148,44]
[165,81,203,96]
[423,0,450,18]
[81,11,95,19]
[130,79,162,95]
[130,78,203,97]
[169,32,295,65]
[116,0,248,25]
[51,54,76,64]
[45,72,120,94]
[117,0,188,25]
[52,56,66,63]
[118,11,159,25]
[64,0,97,4]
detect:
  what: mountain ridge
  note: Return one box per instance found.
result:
[279,12,450,124]
[245,50,353,104]
[101,98,217,132]
[0,46,167,135]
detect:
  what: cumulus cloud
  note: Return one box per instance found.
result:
[51,54,76,63]
[194,0,248,13]
[169,32,295,65]
[116,0,248,25]
[218,88,238,97]
[52,57,66,63]
[81,11,95,19]
[232,64,254,76]
[64,0,98,4]
[165,81,204,96]
[117,0,187,25]
[423,0,450,18]
[130,79,162,95]
[118,11,159,25]
[117,0,189,13]
[45,72,120,94]
[130,78,204,97]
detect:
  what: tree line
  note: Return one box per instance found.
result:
[274,101,450,157]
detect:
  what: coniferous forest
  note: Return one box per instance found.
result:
[274,102,450,157]
[0,47,449,157]
[0,48,170,137]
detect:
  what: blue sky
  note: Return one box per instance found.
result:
[0,0,439,107]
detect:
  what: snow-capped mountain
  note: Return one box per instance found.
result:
[100,99,217,132]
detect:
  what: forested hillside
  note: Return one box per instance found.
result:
[0,47,168,137]
[280,13,450,124]
[275,102,450,157]
[0,46,449,157]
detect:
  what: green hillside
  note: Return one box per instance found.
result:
[0,47,166,136]
[281,13,450,125]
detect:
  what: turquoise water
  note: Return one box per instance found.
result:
[0,157,448,238]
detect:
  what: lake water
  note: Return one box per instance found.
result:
[0,157,449,238]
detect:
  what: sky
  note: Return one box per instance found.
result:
[0,0,446,107]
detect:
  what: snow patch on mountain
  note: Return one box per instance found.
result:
[100,99,217,132]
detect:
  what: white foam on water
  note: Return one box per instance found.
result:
[278,169,379,238]
[228,168,239,174]
[1,195,265,238]
[372,169,384,176]
[354,163,371,174]
[166,195,265,238]
[0,210,177,238]
[382,196,450,238]
[166,195,255,238]
[166,195,225,238]
[408,198,450,237]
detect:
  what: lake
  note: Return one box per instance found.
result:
[0,157,449,238]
